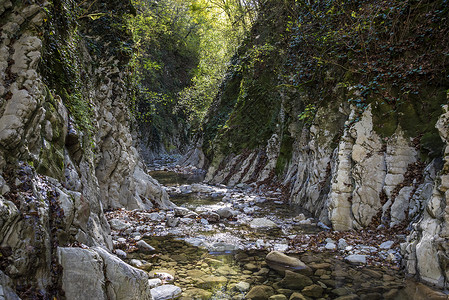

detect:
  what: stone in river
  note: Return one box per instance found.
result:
[266,251,311,275]
[250,218,277,229]
[345,254,367,264]
[137,240,155,252]
[269,295,287,300]
[246,285,274,300]
[301,284,323,298]
[234,281,250,292]
[279,270,313,290]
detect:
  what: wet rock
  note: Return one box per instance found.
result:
[279,270,313,290]
[301,284,323,298]
[234,281,251,292]
[269,295,287,300]
[246,285,274,300]
[266,251,311,275]
[360,293,381,300]
[250,218,277,229]
[345,254,366,264]
[137,240,155,252]
[150,284,182,300]
[289,293,307,300]
[181,288,212,300]
[334,295,359,300]
[195,275,227,289]
[244,263,259,272]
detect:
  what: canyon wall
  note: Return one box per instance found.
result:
[183,0,449,288]
[0,0,172,298]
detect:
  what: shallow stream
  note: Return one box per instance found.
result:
[116,170,448,299]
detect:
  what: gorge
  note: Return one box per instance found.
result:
[1,0,449,299]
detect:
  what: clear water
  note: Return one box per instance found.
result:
[138,171,447,299]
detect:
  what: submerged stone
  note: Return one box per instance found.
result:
[266,251,311,275]
[246,285,274,300]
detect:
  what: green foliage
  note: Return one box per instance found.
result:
[298,104,316,125]
[128,0,258,144]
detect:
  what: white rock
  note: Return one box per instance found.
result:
[379,241,394,250]
[325,242,337,250]
[249,218,277,229]
[115,249,127,258]
[345,254,367,264]
[150,285,182,300]
[234,281,250,292]
[338,239,348,250]
[148,278,162,289]
[109,219,130,231]
[273,244,289,252]
[130,259,143,267]
[137,240,155,252]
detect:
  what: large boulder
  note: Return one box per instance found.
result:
[58,247,107,300]
[0,271,21,300]
[265,251,311,275]
[94,247,152,300]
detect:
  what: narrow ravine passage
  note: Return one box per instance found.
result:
[104,162,447,300]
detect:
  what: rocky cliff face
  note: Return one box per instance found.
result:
[184,0,449,289]
[0,0,171,298]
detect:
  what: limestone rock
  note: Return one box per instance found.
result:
[246,285,274,300]
[279,270,313,290]
[137,240,156,252]
[0,271,21,300]
[94,247,151,300]
[58,247,107,300]
[266,251,311,275]
[150,285,182,300]
[250,218,277,229]
[345,254,366,264]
